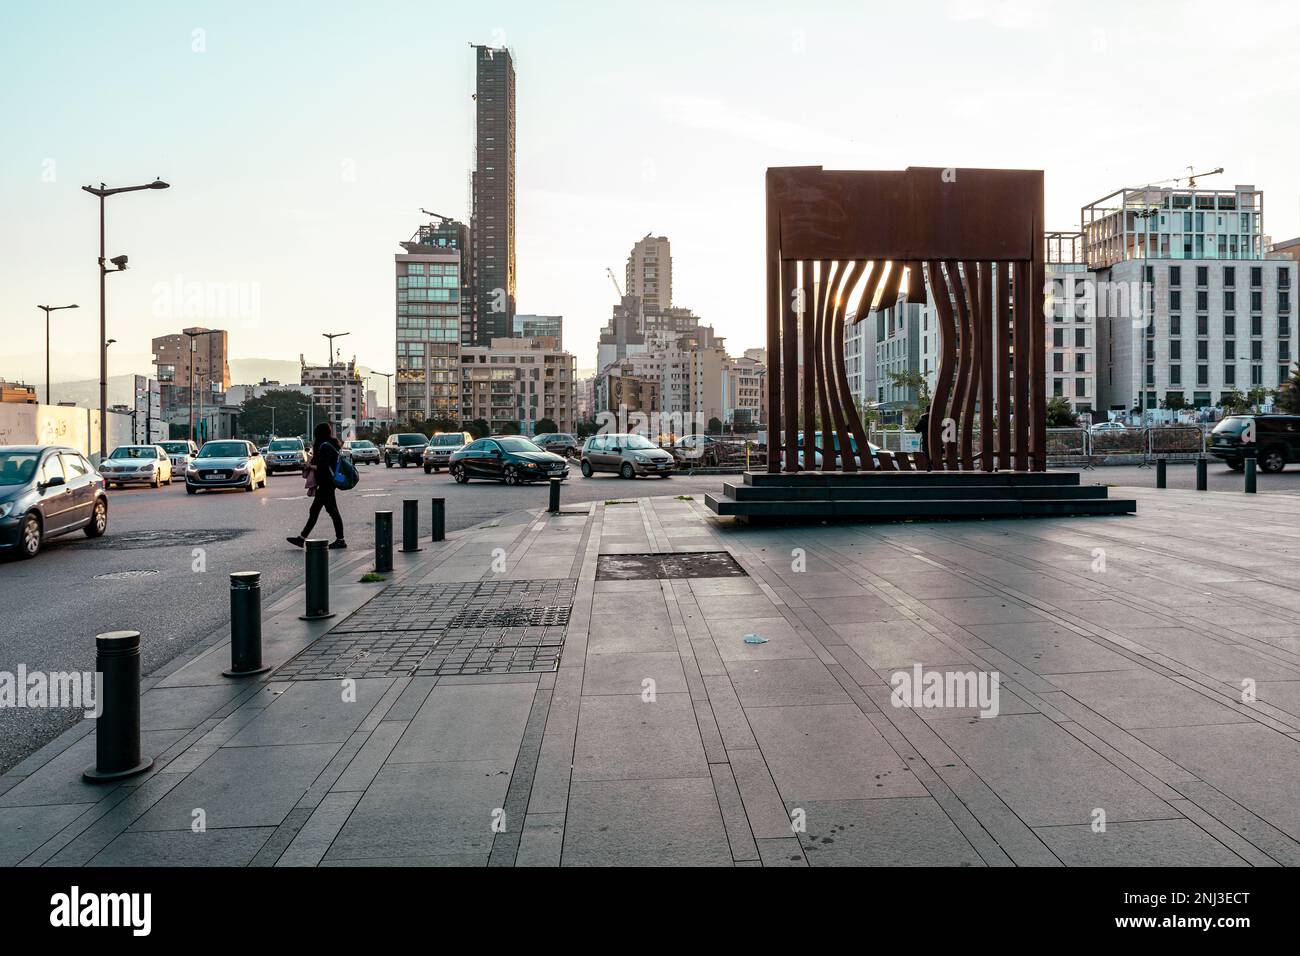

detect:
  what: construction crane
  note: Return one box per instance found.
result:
[420,208,454,223]
[1132,166,1224,198]
[605,267,624,298]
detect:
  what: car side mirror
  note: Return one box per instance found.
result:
[610,446,621,453]
[42,476,66,490]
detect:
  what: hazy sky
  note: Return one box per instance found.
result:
[3,0,1299,384]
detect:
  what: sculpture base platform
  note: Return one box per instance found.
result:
[704,470,1135,524]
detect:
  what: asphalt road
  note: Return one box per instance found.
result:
[1077,461,1300,494]
[0,462,727,774]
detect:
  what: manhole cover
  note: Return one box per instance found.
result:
[275,579,576,680]
[70,529,249,549]
[93,569,160,580]
[596,551,747,580]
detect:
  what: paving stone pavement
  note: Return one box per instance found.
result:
[3,486,1300,866]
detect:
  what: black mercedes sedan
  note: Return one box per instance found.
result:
[448,436,569,485]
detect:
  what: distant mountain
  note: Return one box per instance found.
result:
[229,358,302,387]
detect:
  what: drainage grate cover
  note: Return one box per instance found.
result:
[275,578,576,680]
[93,569,160,580]
[596,551,747,581]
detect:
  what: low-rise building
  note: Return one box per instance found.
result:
[460,336,576,435]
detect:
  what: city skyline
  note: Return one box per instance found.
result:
[3,0,1300,384]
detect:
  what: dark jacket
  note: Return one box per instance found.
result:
[312,438,340,488]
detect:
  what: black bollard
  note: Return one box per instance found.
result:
[224,571,269,677]
[548,477,562,514]
[1196,457,1207,491]
[83,631,153,781]
[1245,457,1257,494]
[300,539,335,620]
[430,497,445,543]
[401,499,421,553]
[1156,458,1166,489]
[375,511,393,572]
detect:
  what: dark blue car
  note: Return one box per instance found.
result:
[0,445,107,559]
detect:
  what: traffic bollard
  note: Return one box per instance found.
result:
[84,631,153,781]
[1196,457,1207,491]
[1155,458,1166,489]
[1245,457,1257,494]
[401,499,421,553]
[224,571,270,677]
[430,498,445,543]
[300,539,335,620]
[374,511,393,572]
[548,477,562,513]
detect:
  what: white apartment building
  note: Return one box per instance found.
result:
[1083,184,1296,412]
[460,336,576,435]
[625,235,672,312]
[300,358,364,425]
[721,355,764,424]
[1046,231,1099,414]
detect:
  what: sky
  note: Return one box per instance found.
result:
[2,0,1299,387]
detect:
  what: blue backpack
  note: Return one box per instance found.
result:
[332,451,360,491]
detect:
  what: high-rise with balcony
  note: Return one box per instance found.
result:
[626,235,671,312]
[470,45,516,346]
[395,220,465,424]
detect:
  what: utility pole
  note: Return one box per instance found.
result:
[38,303,79,405]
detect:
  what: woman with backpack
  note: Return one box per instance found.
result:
[287,422,347,550]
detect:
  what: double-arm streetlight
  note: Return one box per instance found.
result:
[38,303,79,404]
[82,179,170,462]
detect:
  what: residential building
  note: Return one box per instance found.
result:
[1083,183,1296,412]
[1046,231,1099,414]
[0,380,38,404]
[625,235,672,311]
[301,356,364,425]
[470,45,516,345]
[395,231,463,423]
[596,294,647,370]
[514,314,563,348]
[152,327,231,417]
[460,336,576,435]
[721,355,764,424]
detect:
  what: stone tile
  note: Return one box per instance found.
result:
[1255,681,1300,720]
[694,594,782,619]
[325,759,511,860]
[89,827,276,866]
[702,676,757,750]
[796,797,985,866]
[802,594,906,624]
[879,570,992,600]
[931,714,1175,827]
[1050,599,1175,629]
[0,804,90,866]
[587,615,677,654]
[963,622,1136,675]
[0,729,185,809]
[756,836,807,866]
[1047,669,1251,730]
[1136,723,1300,842]
[140,684,246,732]
[1123,628,1300,683]
[687,577,763,596]
[389,682,534,765]
[706,617,814,661]
[582,651,687,697]
[746,704,926,802]
[1034,819,1249,866]
[572,693,709,782]
[563,777,732,866]
[276,791,362,866]
[710,763,758,861]
[130,743,340,831]
[225,679,392,746]
[920,597,1047,626]
[725,659,852,708]
[839,621,973,672]
[766,572,867,597]
[591,591,669,617]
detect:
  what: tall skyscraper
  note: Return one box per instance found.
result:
[471,44,516,346]
[626,235,672,311]
[395,218,466,424]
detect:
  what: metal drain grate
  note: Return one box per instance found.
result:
[596,551,747,580]
[275,578,576,680]
[93,569,160,580]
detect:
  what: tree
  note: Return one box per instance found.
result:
[1275,363,1300,414]
[1046,395,1079,427]
[237,389,331,441]
[535,418,558,435]
[887,369,932,431]
[1161,393,1188,412]
[575,418,601,439]
[499,420,521,436]
[1221,387,1249,413]
[1246,386,1271,410]
[466,418,490,439]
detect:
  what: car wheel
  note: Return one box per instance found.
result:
[186,485,197,495]
[18,513,42,558]
[245,479,255,492]
[504,466,521,486]
[1259,447,1287,474]
[386,459,393,468]
[620,462,636,479]
[452,465,469,484]
[659,473,671,479]
[84,498,108,538]
[424,464,432,474]
[1227,460,1244,471]
[581,459,593,478]
[151,475,160,488]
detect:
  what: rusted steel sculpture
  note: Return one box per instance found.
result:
[764,166,1046,474]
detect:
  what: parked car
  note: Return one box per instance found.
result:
[343,439,381,465]
[265,437,309,475]
[580,433,676,478]
[186,440,267,493]
[449,436,569,485]
[1089,421,1127,434]
[0,446,107,559]
[1210,414,1300,473]
[532,432,580,458]
[423,431,474,473]
[384,433,429,468]
[98,445,173,488]
[781,432,883,469]
[157,439,199,476]
[668,433,745,467]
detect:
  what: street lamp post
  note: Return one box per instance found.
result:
[38,303,79,405]
[378,372,394,424]
[82,179,170,463]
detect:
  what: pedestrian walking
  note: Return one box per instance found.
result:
[915,406,931,468]
[286,422,347,549]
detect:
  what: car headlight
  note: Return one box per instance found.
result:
[0,503,13,519]
[234,463,248,473]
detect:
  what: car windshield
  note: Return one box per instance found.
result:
[497,437,543,452]
[158,442,189,455]
[110,447,155,459]
[268,440,301,451]
[0,451,40,486]
[621,435,657,450]
[350,441,373,449]
[429,435,464,446]
[1213,417,1250,435]
[198,442,247,458]
[397,434,427,445]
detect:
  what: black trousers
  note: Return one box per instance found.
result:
[301,485,344,540]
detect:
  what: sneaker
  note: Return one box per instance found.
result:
[286,536,305,548]
[328,539,348,550]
